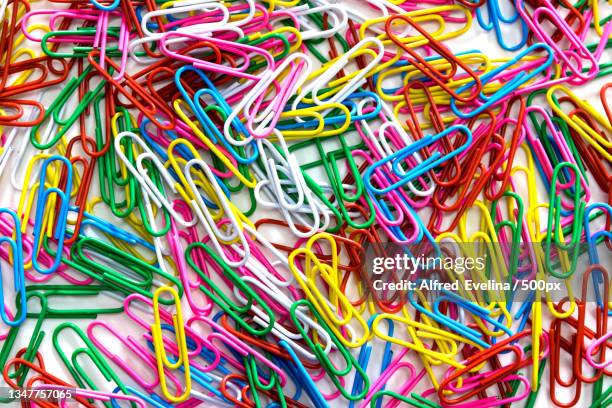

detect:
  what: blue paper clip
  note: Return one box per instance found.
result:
[350,316,394,408]
[343,92,384,121]
[476,0,528,51]
[450,43,554,118]
[408,287,512,348]
[364,125,472,195]
[278,340,328,408]
[584,203,612,266]
[137,120,231,215]
[70,206,154,250]
[272,355,304,403]
[437,290,513,341]
[175,66,259,165]
[514,291,535,334]
[0,208,26,326]
[32,155,73,275]
[89,0,120,11]
[279,91,383,132]
[583,203,612,306]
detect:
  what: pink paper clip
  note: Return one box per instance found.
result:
[87,320,164,391]
[159,31,275,80]
[516,0,601,85]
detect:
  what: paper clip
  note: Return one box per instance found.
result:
[136,0,231,39]
[428,111,499,233]
[65,234,183,303]
[476,0,528,51]
[364,125,472,194]
[160,31,275,80]
[278,340,327,408]
[544,162,585,279]
[583,203,611,270]
[549,267,609,405]
[152,286,192,403]
[524,105,590,203]
[87,320,161,391]
[88,51,175,130]
[450,43,554,118]
[292,37,385,109]
[385,14,482,102]
[114,131,196,227]
[517,0,600,85]
[0,98,44,127]
[547,84,611,162]
[184,158,252,268]
[30,155,72,275]
[253,132,328,237]
[174,65,259,166]
[0,208,25,326]
[27,63,103,150]
[3,358,96,408]
[0,292,48,381]
[438,331,537,407]
[289,233,370,348]
[359,5,472,43]
[360,347,423,408]
[26,284,122,317]
[185,241,275,336]
[572,267,610,382]
[485,95,526,201]
[585,332,612,370]
[52,322,129,396]
[290,299,369,401]
[225,53,311,139]
[62,136,97,245]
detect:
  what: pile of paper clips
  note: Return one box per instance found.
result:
[0,0,611,406]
